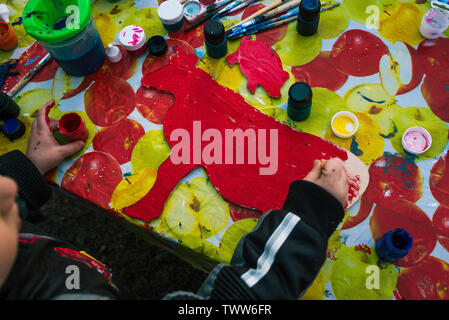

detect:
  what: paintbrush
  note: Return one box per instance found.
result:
[210,0,252,20]
[7,53,52,97]
[228,16,296,39]
[228,0,257,13]
[185,0,237,32]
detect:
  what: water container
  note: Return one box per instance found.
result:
[23,0,105,76]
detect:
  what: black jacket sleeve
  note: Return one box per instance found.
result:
[189,180,345,300]
[0,150,52,211]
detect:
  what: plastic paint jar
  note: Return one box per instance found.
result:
[297,0,321,36]
[402,126,432,155]
[0,21,18,51]
[147,35,168,56]
[57,112,89,142]
[419,8,449,40]
[0,92,20,121]
[204,20,228,59]
[119,25,147,57]
[287,82,313,121]
[106,44,123,63]
[2,118,25,141]
[158,0,184,33]
[375,228,413,263]
[331,111,359,138]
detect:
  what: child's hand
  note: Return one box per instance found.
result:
[26,106,84,175]
[303,158,348,207]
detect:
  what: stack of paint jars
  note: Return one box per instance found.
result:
[0,92,25,141]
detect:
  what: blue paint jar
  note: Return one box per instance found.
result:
[2,118,25,141]
[287,82,313,122]
[158,0,185,33]
[375,228,413,263]
[297,0,321,36]
[204,20,228,59]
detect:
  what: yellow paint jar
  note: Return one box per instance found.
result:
[331,111,359,138]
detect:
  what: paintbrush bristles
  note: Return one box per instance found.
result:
[232,0,294,28]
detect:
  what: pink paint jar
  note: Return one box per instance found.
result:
[119,25,147,57]
[402,126,432,155]
[58,113,89,142]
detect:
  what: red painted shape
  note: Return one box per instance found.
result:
[430,151,449,208]
[227,37,289,98]
[136,86,175,124]
[432,204,449,254]
[92,118,145,165]
[123,50,356,222]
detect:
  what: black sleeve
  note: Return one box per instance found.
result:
[193,180,345,300]
[0,150,52,211]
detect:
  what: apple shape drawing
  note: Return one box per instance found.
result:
[122,48,370,222]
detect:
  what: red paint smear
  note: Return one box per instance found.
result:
[432,204,449,253]
[199,0,215,6]
[370,199,436,268]
[61,152,123,209]
[136,86,175,124]
[430,151,449,207]
[84,75,136,127]
[1,42,58,93]
[364,153,423,204]
[331,29,389,77]
[227,37,289,98]
[241,4,288,46]
[292,51,348,91]
[92,118,145,165]
[100,45,138,81]
[124,49,352,222]
[142,39,198,77]
[341,197,373,230]
[229,202,263,221]
[169,21,205,49]
[396,256,449,300]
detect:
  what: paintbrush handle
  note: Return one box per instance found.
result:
[262,0,302,20]
[232,0,289,27]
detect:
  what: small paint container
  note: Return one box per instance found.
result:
[119,25,147,57]
[419,8,449,40]
[158,0,185,33]
[0,92,20,121]
[402,126,432,155]
[106,44,123,63]
[57,112,89,142]
[0,21,18,51]
[2,118,25,141]
[331,111,359,138]
[297,0,321,37]
[375,228,413,263]
[183,0,202,21]
[147,35,168,56]
[287,82,313,122]
[204,20,228,59]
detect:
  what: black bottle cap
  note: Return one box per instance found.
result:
[289,82,313,109]
[0,92,20,121]
[2,118,26,141]
[204,20,225,45]
[299,0,321,21]
[147,35,168,56]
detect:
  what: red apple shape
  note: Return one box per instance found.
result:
[135,86,175,124]
[241,4,288,46]
[396,42,425,95]
[417,37,449,75]
[229,202,263,222]
[84,75,136,127]
[61,152,123,209]
[430,151,449,208]
[341,198,374,230]
[292,51,348,91]
[421,72,449,122]
[364,153,424,205]
[142,39,198,77]
[99,45,138,80]
[432,205,449,253]
[92,118,145,165]
[370,199,437,267]
[396,256,449,300]
[331,29,389,77]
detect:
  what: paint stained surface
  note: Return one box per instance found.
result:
[2,0,449,300]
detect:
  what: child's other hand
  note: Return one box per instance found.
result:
[26,106,84,175]
[303,158,348,207]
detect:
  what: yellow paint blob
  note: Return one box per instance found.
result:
[333,116,355,135]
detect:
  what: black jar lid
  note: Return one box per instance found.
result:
[289,82,313,109]
[204,20,225,45]
[147,35,168,56]
[299,0,322,21]
[2,118,26,141]
[0,92,20,121]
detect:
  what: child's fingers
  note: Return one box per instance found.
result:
[304,159,324,182]
[57,141,84,159]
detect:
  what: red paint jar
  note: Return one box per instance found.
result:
[58,113,89,142]
[0,21,18,51]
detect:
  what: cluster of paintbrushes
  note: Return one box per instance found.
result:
[183,0,339,37]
